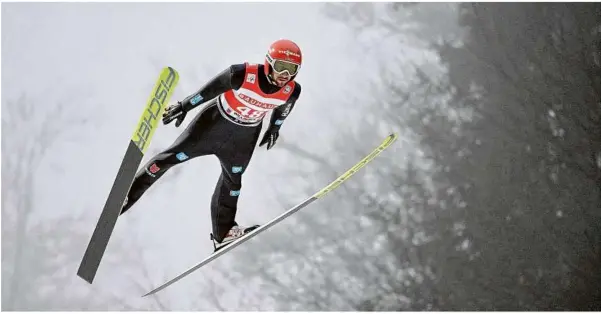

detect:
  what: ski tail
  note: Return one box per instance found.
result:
[142,133,397,297]
[77,67,179,284]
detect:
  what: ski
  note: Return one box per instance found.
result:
[77,67,180,284]
[142,133,398,297]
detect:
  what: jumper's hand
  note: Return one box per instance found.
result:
[259,128,280,150]
[162,102,187,127]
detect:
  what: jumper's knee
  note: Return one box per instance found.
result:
[143,152,179,178]
[224,179,242,197]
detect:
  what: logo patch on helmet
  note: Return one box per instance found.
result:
[279,50,301,59]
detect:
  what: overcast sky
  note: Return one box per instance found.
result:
[2,2,416,309]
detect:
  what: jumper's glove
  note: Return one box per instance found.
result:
[162,101,187,127]
[259,127,280,150]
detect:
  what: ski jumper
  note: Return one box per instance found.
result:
[120,63,301,242]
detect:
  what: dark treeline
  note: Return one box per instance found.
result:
[400,2,601,310]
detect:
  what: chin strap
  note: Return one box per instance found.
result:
[266,72,278,85]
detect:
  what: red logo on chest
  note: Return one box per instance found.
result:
[238,93,276,109]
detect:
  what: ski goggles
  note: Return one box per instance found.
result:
[270,59,300,76]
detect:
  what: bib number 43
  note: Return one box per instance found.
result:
[237,106,265,120]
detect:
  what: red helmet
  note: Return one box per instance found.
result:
[264,39,302,80]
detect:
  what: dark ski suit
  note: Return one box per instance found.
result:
[120,63,301,242]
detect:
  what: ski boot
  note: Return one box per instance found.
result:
[210,225,259,252]
[120,196,129,215]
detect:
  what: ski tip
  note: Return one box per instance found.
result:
[166,66,177,72]
[385,133,398,145]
